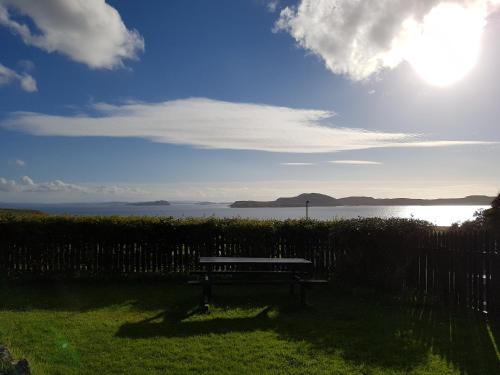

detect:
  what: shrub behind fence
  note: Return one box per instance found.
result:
[0,215,498,317]
[0,216,427,283]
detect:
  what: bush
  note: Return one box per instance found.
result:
[452,193,500,232]
[0,215,433,289]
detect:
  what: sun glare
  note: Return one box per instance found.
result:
[404,3,485,87]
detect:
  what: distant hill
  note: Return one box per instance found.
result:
[230,193,495,208]
[0,208,46,216]
[127,200,170,206]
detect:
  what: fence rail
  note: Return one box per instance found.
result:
[0,217,498,317]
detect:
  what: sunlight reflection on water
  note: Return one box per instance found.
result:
[394,205,485,226]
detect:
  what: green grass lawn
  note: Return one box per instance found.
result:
[0,281,498,375]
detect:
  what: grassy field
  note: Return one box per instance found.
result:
[0,282,498,375]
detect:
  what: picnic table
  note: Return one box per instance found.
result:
[188,256,327,311]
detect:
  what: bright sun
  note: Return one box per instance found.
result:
[404,3,485,87]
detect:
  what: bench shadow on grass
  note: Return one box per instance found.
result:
[115,286,500,375]
[1,282,498,374]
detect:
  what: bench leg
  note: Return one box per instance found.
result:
[299,284,307,306]
[202,283,211,312]
[201,272,212,313]
[207,284,212,301]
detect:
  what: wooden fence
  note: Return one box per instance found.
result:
[408,230,500,319]
[0,234,337,277]
[0,221,498,318]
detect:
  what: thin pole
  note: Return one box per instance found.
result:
[306,200,310,220]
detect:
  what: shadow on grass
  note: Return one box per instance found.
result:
[115,286,500,375]
[117,305,276,338]
[0,280,196,312]
[1,281,499,374]
[403,305,500,375]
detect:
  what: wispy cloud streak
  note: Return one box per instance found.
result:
[281,162,315,166]
[2,98,494,153]
[329,160,382,165]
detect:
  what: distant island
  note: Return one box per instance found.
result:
[230,193,495,208]
[127,200,170,206]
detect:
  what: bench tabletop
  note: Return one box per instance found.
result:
[199,257,312,265]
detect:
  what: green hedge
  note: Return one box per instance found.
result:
[0,215,433,289]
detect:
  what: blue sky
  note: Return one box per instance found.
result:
[0,0,499,202]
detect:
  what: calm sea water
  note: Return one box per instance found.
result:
[3,203,488,226]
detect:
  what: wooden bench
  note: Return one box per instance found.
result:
[188,257,327,311]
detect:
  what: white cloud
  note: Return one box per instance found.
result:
[1,98,494,154]
[0,0,144,69]
[267,0,280,13]
[20,175,34,185]
[19,74,37,92]
[275,0,500,81]
[0,176,148,195]
[0,177,17,192]
[0,63,37,92]
[281,162,315,165]
[19,176,87,193]
[93,185,149,195]
[329,160,381,165]
[13,159,26,167]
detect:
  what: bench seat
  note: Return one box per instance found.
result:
[188,279,297,285]
[189,270,308,275]
[188,278,328,285]
[299,279,329,285]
